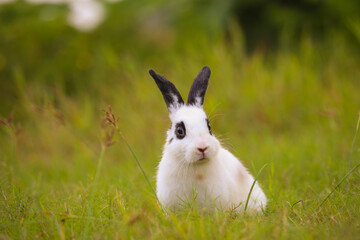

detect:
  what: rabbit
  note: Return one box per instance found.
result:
[149,66,267,213]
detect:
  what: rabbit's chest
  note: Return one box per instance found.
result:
[177,168,232,202]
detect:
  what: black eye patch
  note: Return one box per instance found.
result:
[206,119,212,135]
[175,121,186,139]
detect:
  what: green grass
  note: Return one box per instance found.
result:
[1,11,360,238]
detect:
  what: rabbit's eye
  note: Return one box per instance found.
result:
[175,122,186,139]
[206,119,212,135]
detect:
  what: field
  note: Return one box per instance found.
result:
[1,1,360,239]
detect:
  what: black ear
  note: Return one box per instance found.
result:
[187,66,211,106]
[149,69,184,112]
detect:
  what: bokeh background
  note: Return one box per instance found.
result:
[1,0,360,238]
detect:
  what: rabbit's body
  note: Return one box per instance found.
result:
[149,67,267,213]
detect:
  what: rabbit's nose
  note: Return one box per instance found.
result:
[197,147,208,153]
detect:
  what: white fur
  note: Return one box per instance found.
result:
[156,105,267,213]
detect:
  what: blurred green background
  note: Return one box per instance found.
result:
[1,0,360,238]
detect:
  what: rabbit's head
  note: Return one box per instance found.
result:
[149,66,220,164]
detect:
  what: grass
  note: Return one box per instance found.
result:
[1,16,360,238]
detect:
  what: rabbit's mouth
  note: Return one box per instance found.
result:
[197,150,208,160]
[192,149,211,163]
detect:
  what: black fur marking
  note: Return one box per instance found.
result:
[149,69,184,111]
[187,66,211,106]
[175,121,186,139]
[168,137,174,144]
[206,118,212,135]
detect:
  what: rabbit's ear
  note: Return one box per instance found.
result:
[149,69,184,112]
[187,66,211,107]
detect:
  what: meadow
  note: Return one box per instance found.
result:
[1,1,360,239]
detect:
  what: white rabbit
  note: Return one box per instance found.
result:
[149,66,267,213]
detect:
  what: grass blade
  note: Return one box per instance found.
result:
[117,130,163,211]
[318,162,360,208]
[244,163,268,214]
